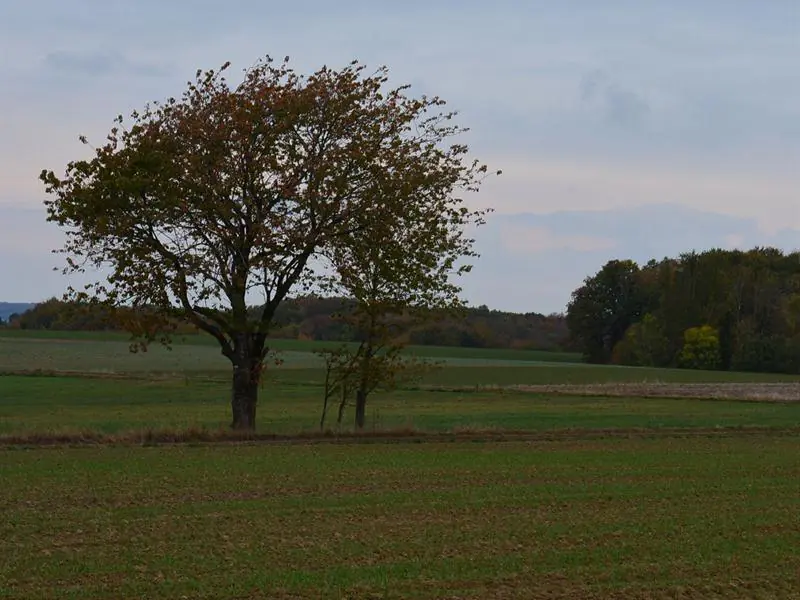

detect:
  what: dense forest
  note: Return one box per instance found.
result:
[2,297,571,352]
[567,247,800,374]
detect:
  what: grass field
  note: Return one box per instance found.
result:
[2,330,800,437]
[1,331,799,598]
[5,332,800,382]
[2,375,800,437]
[0,330,584,364]
[3,436,799,599]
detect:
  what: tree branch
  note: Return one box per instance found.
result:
[176,271,234,358]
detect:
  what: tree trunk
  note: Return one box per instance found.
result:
[230,333,264,430]
[354,388,367,430]
[231,363,259,430]
[353,337,374,430]
[320,392,329,431]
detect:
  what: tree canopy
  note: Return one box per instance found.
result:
[41,56,496,429]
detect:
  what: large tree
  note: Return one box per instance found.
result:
[41,57,493,430]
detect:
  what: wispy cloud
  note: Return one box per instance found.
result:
[43,50,171,78]
[477,157,800,234]
[502,226,617,255]
[579,70,650,127]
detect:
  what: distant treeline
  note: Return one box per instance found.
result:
[567,247,800,374]
[2,297,571,352]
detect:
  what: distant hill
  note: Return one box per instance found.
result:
[0,302,34,322]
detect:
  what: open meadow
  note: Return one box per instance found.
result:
[1,331,799,598]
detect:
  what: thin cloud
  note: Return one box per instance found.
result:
[43,50,171,78]
[476,157,800,234]
[579,69,650,127]
[502,226,617,255]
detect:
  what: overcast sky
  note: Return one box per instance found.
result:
[2,1,800,313]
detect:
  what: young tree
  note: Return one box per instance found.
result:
[41,56,494,430]
[316,172,483,429]
[319,344,358,430]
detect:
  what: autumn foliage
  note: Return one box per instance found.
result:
[40,56,496,429]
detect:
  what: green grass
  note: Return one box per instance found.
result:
[2,436,798,598]
[0,329,583,363]
[2,375,800,436]
[0,335,577,375]
[1,332,799,597]
[4,333,800,384]
[2,331,800,437]
[275,364,800,387]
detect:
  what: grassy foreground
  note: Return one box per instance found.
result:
[3,436,799,599]
[2,332,799,598]
[3,375,800,437]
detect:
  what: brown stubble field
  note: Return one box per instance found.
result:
[444,382,800,402]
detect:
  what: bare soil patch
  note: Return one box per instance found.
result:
[442,382,800,402]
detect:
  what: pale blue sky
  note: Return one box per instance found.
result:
[2,1,800,313]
